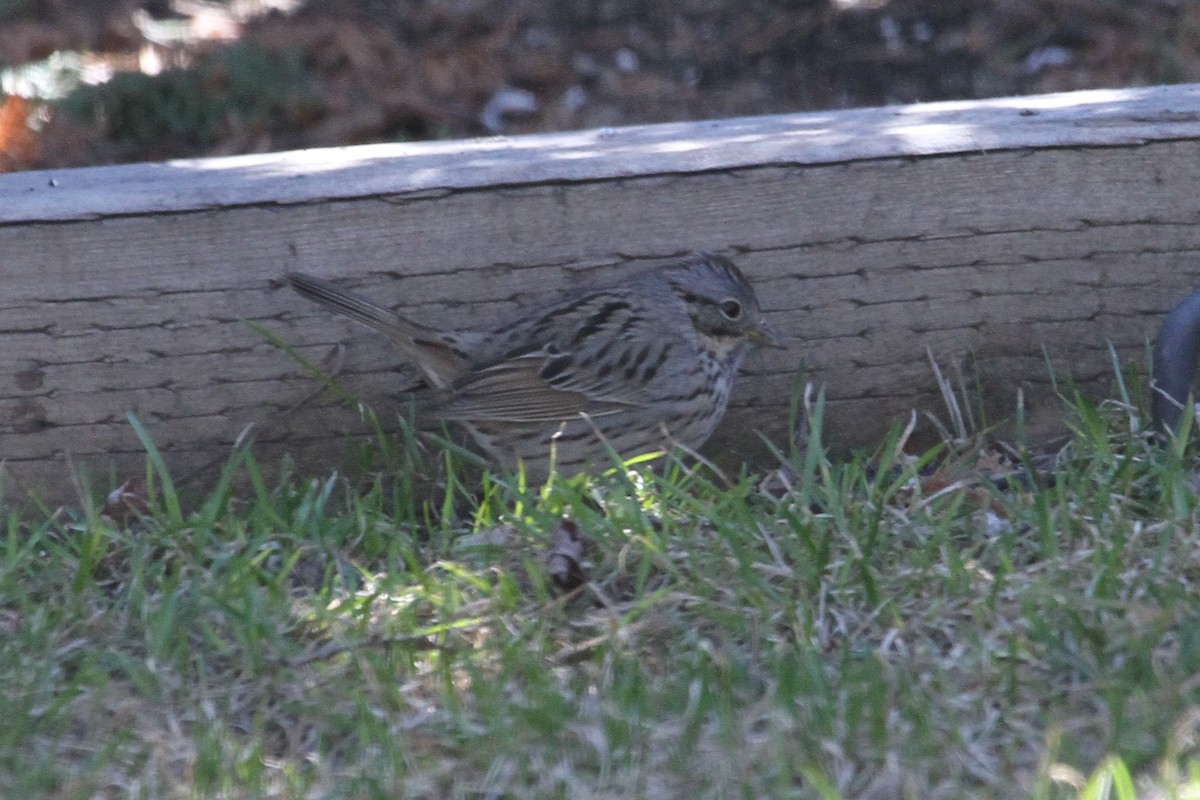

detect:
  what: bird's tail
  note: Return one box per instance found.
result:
[286,272,434,341]
[286,272,471,389]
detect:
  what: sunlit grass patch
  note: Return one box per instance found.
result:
[5,379,1200,798]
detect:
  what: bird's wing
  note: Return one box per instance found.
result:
[435,291,691,423]
[435,345,657,424]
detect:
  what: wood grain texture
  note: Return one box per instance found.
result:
[4,83,1200,501]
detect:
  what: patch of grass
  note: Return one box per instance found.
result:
[57,43,317,155]
[4,386,1200,798]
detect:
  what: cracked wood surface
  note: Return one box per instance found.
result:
[3,83,1200,501]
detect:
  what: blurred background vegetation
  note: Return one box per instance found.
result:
[1,0,1198,170]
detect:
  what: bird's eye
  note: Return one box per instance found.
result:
[719,299,743,320]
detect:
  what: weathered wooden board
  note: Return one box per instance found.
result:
[4,84,1200,502]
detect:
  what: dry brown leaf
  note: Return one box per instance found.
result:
[103,478,152,525]
[0,96,40,172]
[546,518,591,591]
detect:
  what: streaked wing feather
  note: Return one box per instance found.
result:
[435,353,647,423]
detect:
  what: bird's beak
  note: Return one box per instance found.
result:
[749,318,784,349]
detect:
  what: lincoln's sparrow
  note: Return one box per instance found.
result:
[287,252,780,477]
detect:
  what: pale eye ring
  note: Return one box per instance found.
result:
[719,299,743,320]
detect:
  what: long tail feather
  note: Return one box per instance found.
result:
[286,272,431,341]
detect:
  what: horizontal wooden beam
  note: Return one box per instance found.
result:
[4,83,1200,501]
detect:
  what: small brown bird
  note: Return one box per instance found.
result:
[287,252,780,478]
